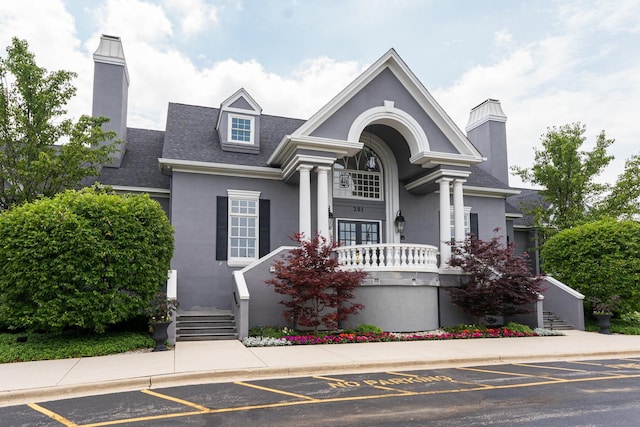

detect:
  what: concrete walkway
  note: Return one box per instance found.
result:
[2,330,640,407]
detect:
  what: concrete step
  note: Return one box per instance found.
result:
[177,326,237,334]
[543,311,574,330]
[176,310,238,342]
[178,334,239,341]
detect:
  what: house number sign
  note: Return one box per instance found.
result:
[353,206,364,212]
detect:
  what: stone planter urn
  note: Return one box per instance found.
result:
[151,321,171,351]
[595,313,612,335]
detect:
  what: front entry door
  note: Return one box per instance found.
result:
[337,220,381,246]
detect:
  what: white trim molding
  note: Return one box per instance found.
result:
[101,185,170,198]
[159,158,282,180]
[347,101,431,155]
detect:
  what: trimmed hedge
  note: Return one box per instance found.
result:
[0,187,174,332]
[541,219,640,313]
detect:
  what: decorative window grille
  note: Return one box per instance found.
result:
[333,170,382,200]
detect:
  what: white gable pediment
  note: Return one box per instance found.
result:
[269,49,483,170]
[216,88,262,130]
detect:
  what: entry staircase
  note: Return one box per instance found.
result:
[543,311,574,330]
[175,310,238,341]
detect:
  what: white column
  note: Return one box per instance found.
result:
[453,179,466,243]
[438,178,452,267]
[316,166,330,241]
[298,165,312,239]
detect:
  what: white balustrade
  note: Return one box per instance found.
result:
[334,243,439,272]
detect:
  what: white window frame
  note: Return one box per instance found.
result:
[228,114,254,144]
[450,206,472,240]
[227,189,260,267]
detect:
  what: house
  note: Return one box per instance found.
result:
[90,35,583,339]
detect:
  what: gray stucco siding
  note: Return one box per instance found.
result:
[229,97,254,110]
[467,120,509,185]
[398,189,441,247]
[464,196,507,242]
[310,68,457,155]
[92,62,128,140]
[170,171,299,311]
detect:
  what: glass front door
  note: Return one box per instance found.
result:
[337,220,381,246]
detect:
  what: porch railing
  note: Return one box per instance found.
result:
[335,243,439,272]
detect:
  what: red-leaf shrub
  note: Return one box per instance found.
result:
[266,233,367,334]
[447,231,544,323]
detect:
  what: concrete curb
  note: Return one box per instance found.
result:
[4,349,640,407]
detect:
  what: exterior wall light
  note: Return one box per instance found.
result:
[395,210,406,233]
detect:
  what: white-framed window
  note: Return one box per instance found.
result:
[332,147,383,201]
[228,189,260,266]
[450,206,472,240]
[228,114,254,144]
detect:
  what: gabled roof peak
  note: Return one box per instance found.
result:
[219,88,262,113]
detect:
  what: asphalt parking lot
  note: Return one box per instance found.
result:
[4,357,640,426]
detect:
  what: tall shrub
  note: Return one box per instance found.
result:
[266,234,367,334]
[447,233,544,323]
[541,219,640,313]
[0,187,174,332]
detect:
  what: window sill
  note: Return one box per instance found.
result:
[227,259,256,268]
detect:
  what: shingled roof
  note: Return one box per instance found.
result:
[162,103,305,167]
[96,128,170,190]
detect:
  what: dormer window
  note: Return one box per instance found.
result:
[217,88,262,154]
[229,115,254,143]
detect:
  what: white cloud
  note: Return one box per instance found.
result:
[559,0,640,34]
[163,0,218,37]
[1,0,638,192]
[92,0,173,44]
[494,30,513,46]
[433,2,640,188]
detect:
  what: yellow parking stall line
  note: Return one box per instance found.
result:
[457,366,564,381]
[140,389,211,411]
[27,403,79,427]
[513,363,590,372]
[570,360,611,367]
[386,372,421,377]
[235,381,319,401]
[313,375,346,381]
[80,410,205,427]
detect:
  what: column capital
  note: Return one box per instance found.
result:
[436,177,453,184]
[315,165,332,173]
[453,178,466,184]
[297,164,313,173]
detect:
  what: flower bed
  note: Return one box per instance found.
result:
[243,327,553,347]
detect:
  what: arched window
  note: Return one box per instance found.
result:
[333,145,383,200]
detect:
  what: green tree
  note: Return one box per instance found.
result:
[541,219,640,314]
[0,37,116,211]
[512,123,614,232]
[0,187,174,333]
[595,154,640,220]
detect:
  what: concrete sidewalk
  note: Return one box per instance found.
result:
[2,330,640,407]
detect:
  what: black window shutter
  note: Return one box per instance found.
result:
[259,199,270,257]
[216,196,228,260]
[470,213,479,238]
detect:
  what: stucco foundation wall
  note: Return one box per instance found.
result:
[344,283,439,332]
[171,172,298,311]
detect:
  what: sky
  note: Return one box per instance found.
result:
[1,0,639,188]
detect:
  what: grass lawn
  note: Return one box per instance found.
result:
[0,330,154,363]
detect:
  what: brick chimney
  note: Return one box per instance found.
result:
[465,99,509,185]
[92,34,129,168]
